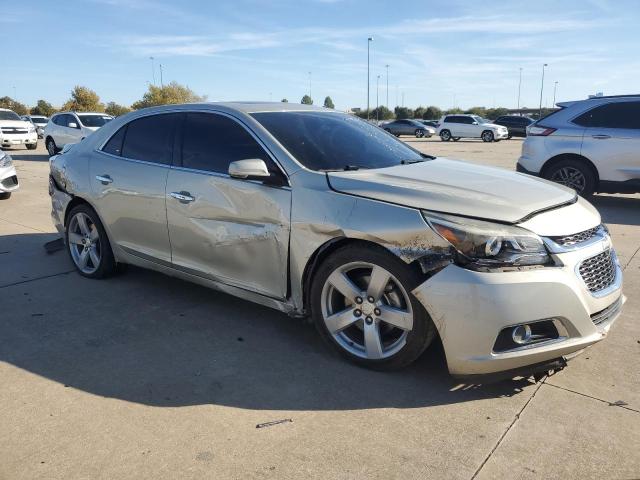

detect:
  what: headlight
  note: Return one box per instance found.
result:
[423,212,550,268]
[28,126,36,133]
[0,151,12,168]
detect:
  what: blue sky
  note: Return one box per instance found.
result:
[3,0,639,111]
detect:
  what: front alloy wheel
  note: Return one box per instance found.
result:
[312,245,435,369]
[440,129,451,141]
[482,130,494,142]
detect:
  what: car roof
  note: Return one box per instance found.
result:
[122,102,334,117]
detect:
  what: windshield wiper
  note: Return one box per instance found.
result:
[320,165,368,172]
[400,159,426,165]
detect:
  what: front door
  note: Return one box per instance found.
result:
[166,111,291,299]
[90,113,181,263]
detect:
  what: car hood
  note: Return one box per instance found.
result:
[483,122,506,129]
[326,158,577,224]
[0,120,32,129]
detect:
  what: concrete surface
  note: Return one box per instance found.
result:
[0,139,638,479]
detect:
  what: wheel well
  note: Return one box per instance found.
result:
[541,154,599,184]
[300,237,423,313]
[64,196,91,226]
[481,129,493,136]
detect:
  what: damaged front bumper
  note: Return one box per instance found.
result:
[412,245,624,377]
[49,176,72,235]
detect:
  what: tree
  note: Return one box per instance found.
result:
[394,106,413,119]
[0,96,28,115]
[423,106,442,120]
[132,81,205,109]
[485,107,509,120]
[61,86,105,112]
[323,96,335,109]
[445,107,463,115]
[30,100,56,117]
[281,98,288,103]
[371,106,394,120]
[105,102,132,117]
[413,106,426,119]
[466,106,487,117]
[301,95,313,105]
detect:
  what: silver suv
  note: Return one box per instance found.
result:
[48,103,623,380]
[517,95,640,196]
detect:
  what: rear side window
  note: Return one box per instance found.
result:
[121,113,180,165]
[444,116,456,123]
[181,113,268,174]
[102,126,126,156]
[573,101,640,129]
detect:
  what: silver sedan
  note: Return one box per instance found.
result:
[49,103,623,380]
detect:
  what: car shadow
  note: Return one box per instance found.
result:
[3,147,49,162]
[591,194,640,227]
[0,233,535,411]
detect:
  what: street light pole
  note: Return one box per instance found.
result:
[308,71,312,100]
[538,63,548,119]
[553,81,558,107]
[385,64,390,110]
[376,75,381,121]
[367,37,373,120]
[517,67,522,113]
[159,64,164,88]
[149,56,156,86]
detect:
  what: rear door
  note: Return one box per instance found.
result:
[165,111,291,299]
[90,113,181,263]
[575,101,640,182]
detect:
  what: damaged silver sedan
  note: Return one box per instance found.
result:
[49,103,624,380]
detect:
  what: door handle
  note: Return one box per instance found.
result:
[592,134,611,140]
[95,174,113,185]
[169,191,195,203]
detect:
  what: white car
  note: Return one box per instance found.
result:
[22,115,49,138]
[0,109,38,150]
[44,112,113,156]
[436,114,509,142]
[0,150,19,199]
[517,95,640,196]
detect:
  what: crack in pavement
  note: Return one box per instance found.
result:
[470,380,545,479]
[0,270,75,289]
[545,382,639,414]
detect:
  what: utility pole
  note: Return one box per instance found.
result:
[517,67,522,113]
[149,56,156,86]
[308,71,312,99]
[385,64,390,110]
[538,63,548,119]
[401,91,405,108]
[376,75,381,121]
[159,64,164,88]
[367,38,373,119]
[553,81,558,107]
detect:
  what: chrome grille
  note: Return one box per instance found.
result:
[591,297,622,326]
[551,225,601,246]
[1,127,28,134]
[578,250,616,293]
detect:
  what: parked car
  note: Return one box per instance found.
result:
[0,149,19,199]
[494,115,534,138]
[420,120,440,129]
[44,112,113,156]
[383,119,434,138]
[436,114,509,142]
[49,102,623,380]
[517,95,640,196]
[0,109,38,150]
[21,115,49,138]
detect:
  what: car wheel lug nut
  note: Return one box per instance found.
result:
[374,308,381,316]
[355,297,363,304]
[365,316,373,325]
[353,309,362,317]
[367,296,375,303]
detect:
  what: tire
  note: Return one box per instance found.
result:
[508,135,513,139]
[440,129,451,142]
[415,129,424,138]
[452,137,460,142]
[65,204,116,278]
[481,130,494,142]
[543,158,596,197]
[26,143,37,150]
[311,244,436,370]
[46,137,59,156]
[0,192,11,200]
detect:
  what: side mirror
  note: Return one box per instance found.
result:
[68,122,79,129]
[228,158,271,180]
[471,121,478,125]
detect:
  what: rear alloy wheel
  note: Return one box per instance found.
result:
[481,130,494,142]
[66,205,116,278]
[312,245,435,370]
[415,129,425,138]
[545,159,596,196]
[440,129,451,141]
[46,137,58,156]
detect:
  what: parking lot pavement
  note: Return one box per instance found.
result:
[1,141,639,479]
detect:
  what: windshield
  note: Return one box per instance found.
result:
[77,114,112,127]
[252,111,425,171]
[0,111,21,121]
[472,115,485,124]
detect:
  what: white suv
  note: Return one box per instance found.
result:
[517,95,640,196]
[44,112,113,156]
[436,114,509,142]
[0,108,38,150]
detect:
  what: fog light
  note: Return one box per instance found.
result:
[512,324,532,344]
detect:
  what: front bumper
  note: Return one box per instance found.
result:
[412,241,623,377]
[494,129,509,140]
[0,165,19,193]
[0,133,37,147]
[49,176,73,235]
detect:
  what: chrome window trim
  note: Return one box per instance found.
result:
[95,149,171,169]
